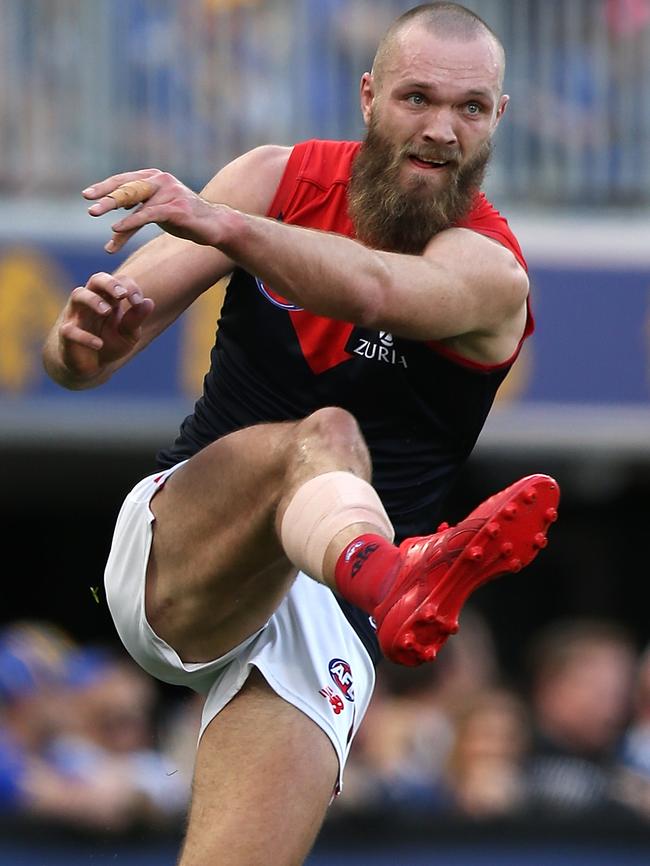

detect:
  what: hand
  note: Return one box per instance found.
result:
[57,271,154,380]
[83,168,223,253]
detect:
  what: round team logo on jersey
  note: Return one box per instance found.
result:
[254,277,303,311]
[329,658,355,702]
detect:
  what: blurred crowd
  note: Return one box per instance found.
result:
[337,611,650,824]
[2,0,650,203]
[2,611,650,835]
[0,619,199,833]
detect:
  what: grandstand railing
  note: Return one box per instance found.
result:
[1,0,648,205]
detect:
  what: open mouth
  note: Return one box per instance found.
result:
[408,155,451,170]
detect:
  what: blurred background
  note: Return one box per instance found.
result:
[1,0,650,863]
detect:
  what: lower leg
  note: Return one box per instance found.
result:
[279,463,560,667]
[277,409,398,593]
[177,670,338,866]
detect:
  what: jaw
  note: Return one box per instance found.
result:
[400,157,454,191]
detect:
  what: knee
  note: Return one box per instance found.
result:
[293,407,371,480]
[297,407,366,453]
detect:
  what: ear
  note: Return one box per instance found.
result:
[360,72,375,127]
[494,94,509,127]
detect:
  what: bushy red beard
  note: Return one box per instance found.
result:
[348,115,492,254]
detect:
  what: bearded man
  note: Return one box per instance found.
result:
[43,4,559,865]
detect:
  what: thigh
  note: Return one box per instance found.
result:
[145,422,297,662]
[178,670,338,866]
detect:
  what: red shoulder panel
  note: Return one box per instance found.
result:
[455,193,528,272]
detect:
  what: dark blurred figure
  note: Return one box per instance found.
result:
[331,609,502,816]
[615,642,650,819]
[524,618,637,815]
[444,686,531,819]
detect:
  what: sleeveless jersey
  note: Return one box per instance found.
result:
[157,139,532,661]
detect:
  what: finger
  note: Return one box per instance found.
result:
[85,272,139,304]
[88,179,158,217]
[104,196,167,252]
[59,320,104,351]
[71,277,146,320]
[69,285,117,317]
[82,169,159,200]
[108,179,157,209]
[117,297,155,338]
[105,226,141,254]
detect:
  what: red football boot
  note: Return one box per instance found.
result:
[373,474,560,666]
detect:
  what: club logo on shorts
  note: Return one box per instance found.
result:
[329,658,355,702]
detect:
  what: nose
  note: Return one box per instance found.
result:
[422,107,458,147]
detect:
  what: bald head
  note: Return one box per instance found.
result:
[372,2,505,92]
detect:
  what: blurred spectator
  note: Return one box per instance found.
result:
[443,687,531,819]
[0,619,76,812]
[295,0,399,140]
[605,0,650,38]
[603,0,650,201]
[498,0,650,204]
[3,0,650,203]
[615,642,650,818]
[0,619,189,831]
[331,609,502,817]
[524,617,637,815]
[48,647,191,826]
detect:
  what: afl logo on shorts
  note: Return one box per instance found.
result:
[255,277,303,311]
[329,658,355,702]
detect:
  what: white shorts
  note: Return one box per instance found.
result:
[104,463,376,791]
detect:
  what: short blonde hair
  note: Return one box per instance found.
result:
[372,2,506,91]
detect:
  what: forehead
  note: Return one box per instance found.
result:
[381,23,502,95]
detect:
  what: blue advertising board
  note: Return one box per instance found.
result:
[0,238,648,447]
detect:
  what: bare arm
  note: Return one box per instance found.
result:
[213,213,529,363]
[42,145,291,389]
[88,168,529,367]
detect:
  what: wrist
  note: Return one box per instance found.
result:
[207,204,251,256]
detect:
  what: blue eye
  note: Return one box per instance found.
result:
[466,102,482,115]
[407,93,426,106]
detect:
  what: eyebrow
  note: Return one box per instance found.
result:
[400,81,495,103]
[463,88,495,102]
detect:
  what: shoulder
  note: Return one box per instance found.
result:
[200,145,293,216]
[279,139,362,188]
[454,193,527,272]
[200,140,362,219]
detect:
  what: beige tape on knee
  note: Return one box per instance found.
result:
[280,471,394,582]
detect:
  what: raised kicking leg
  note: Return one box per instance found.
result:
[146,404,559,667]
[144,405,382,663]
[280,464,560,666]
[139,405,558,866]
